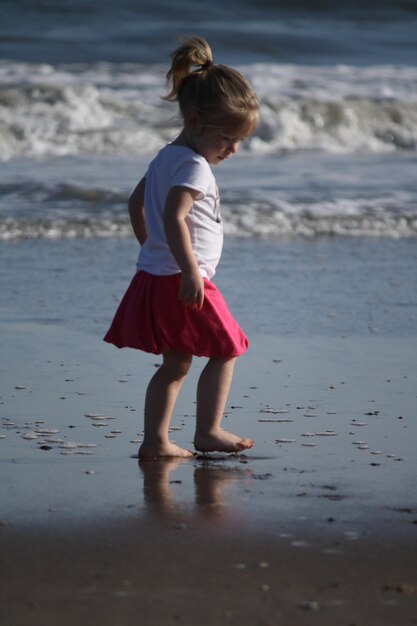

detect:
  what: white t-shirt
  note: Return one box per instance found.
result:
[136,145,223,279]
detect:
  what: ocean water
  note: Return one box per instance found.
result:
[1,0,417,241]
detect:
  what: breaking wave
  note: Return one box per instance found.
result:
[1,61,416,159]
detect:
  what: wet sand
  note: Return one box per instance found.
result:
[1,323,416,625]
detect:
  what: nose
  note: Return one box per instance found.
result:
[228,140,239,154]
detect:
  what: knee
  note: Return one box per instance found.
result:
[176,355,193,378]
[163,351,193,380]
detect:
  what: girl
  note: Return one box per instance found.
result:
[104,36,259,459]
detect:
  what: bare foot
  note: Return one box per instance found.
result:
[139,441,194,459]
[194,429,254,454]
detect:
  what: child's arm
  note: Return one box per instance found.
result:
[128,177,147,245]
[163,186,204,310]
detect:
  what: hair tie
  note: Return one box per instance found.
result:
[200,60,213,70]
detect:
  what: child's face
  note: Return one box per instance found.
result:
[192,115,258,165]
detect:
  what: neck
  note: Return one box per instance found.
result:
[171,128,198,153]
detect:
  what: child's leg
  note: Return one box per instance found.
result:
[139,350,194,459]
[194,357,253,453]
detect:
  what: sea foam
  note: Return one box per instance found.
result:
[1,61,416,160]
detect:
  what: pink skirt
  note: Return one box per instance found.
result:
[103,271,248,358]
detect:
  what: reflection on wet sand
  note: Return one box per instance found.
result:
[138,459,253,524]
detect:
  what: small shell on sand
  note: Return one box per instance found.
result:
[130,439,141,443]
[61,450,96,455]
[302,432,316,437]
[14,385,26,390]
[302,443,317,447]
[105,435,117,439]
[353,441,367,445]
[0,435,6,439]
[110,430,122,434]
[260,408,289,414]
[304,413,318,417]
[371,450,383,455]
[316,431,337,436]
[350,421,368,426]
[386,454,397,458]
[92,423,108,427]
[22,432,39,440]
[85,414,116,420]
[276,438,296,443]
[258,418,294,423]
[358,445,370,450]
[35,428,60,434]
[59,442,97,449]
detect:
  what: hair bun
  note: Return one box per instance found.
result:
[200,60,213,70]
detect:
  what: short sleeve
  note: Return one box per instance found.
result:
[170,154,211,200]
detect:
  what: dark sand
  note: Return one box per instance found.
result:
[1,323,416,625]
[2,516,417,626]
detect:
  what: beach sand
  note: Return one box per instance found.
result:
[1,323,416,625]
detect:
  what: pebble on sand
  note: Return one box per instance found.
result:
[297,601,320,612]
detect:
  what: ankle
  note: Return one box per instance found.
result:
[195,426,221,438]
[142,434,169,447]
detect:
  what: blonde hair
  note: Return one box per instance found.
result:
[164,36,259,132]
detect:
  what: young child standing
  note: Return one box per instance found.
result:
[104,36,259,459]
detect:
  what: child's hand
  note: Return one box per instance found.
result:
[179,270,204,310]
